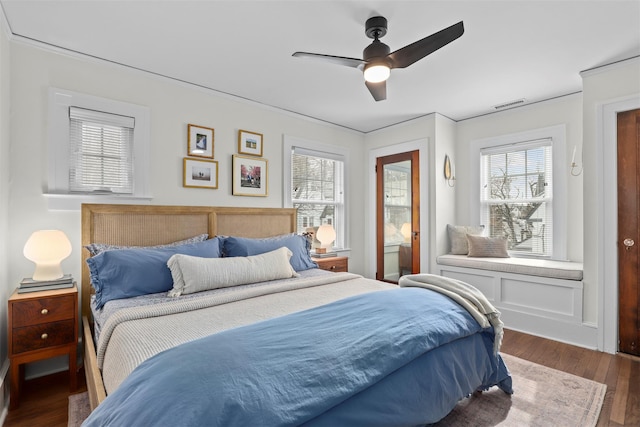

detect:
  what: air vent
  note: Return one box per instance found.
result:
[493,99,526,110]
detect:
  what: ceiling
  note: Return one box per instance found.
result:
[1,1,639,133]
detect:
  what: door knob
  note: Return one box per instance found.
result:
[623,238,635,250]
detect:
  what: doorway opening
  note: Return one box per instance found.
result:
[376,150,420,283]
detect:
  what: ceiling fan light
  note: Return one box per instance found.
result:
[364,64,390,83]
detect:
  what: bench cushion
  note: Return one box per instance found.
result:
[436,254,583,281]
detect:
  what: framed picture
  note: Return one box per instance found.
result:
[237,129,263,157]
[232,155,268,197]
[187,124,214,158]
[183,158,218,189]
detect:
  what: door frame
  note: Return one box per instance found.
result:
[367,139,429,279]
[375,150,420,282]
[599,95,640,353]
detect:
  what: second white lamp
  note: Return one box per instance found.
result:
[315,224,336,254]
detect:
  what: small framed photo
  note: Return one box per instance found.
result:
[237,129,263,157]
[183,158,218,189]
[232,155,268,197]
[187,124,214,158]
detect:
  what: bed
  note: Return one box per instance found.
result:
[80,203,512,426]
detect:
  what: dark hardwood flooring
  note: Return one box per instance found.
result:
[3,329,639,426]
[4,368,86,427]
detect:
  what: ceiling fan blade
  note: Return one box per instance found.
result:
[365,80,387,101]
[388,21,464,69]
[292,52,364,69]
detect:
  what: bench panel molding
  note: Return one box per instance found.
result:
[436,260,596,349]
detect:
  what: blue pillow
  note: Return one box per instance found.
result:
[88,237,222,309]
[223,234,317,272]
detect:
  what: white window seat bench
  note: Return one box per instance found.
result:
[436,254,583,281]
[436,255,596,349]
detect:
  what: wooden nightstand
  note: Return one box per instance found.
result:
[313,256,348,273]
[8,284,78,410]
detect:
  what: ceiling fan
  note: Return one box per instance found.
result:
[292,16,464,101]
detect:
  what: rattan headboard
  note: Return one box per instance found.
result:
[80,204,296,319]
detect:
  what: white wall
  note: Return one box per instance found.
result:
[456,93,586,311]
[581,58,640,350]
[2,39,366,377]
[0,9,11,417]
[363,116,435,277]
[432,114,457,269]
[0,9,11,369]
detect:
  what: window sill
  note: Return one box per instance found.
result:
[44,193,152,211]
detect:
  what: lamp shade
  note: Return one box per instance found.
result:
[316,224,336,249]
[23,230,72,280]
[400,222,412,243]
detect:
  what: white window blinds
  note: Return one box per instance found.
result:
[480,139,553,257]
[291,147,345,248]
[68,107,134,194]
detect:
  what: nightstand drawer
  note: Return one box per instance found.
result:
[11,295,75,327]
[12,319,76,354]
[315,257,348,272]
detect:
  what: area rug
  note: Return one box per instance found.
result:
[434,353,607,426]
[67,354,607,426]
[68,392,91,427]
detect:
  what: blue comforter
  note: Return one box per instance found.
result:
[83,287,512,426]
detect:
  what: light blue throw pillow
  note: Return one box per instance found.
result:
[88,237,222,309]
[223,234,317,272]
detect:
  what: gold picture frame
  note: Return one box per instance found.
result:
[187,124,214,158]
[237,129,263,157]
[232,155,268,197]
[183,158,218,189]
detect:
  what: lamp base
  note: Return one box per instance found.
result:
[315,248,327,254]
[31,263,64,281]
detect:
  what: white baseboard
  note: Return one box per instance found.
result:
[501,308,598,349]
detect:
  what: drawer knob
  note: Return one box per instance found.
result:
[41,308,49,315]
[330,265,336,270]
[41,333,48,340]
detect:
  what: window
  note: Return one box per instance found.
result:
[284,136,347,249]
[471,125,567,260]
[47,88,150,209]
[69,107,134,194]
[481,140,552,256]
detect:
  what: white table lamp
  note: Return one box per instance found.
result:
[315,224,336,254]
[400,222,412,243]
[23,230,72,281]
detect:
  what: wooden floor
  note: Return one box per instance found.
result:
[4,368,87,427]
[3,329,639,426]
[500,330,640,427]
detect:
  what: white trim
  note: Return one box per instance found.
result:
[367,139,430,279]
[469,124,568,260]
[598,94,640,353]
[580,56,640,78]
[47,87,151,210]
[43,193,152,211]
[282,135,350,249]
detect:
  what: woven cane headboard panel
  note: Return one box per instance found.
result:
[80,204,296,319]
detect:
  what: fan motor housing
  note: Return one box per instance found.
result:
[363,39,390,62]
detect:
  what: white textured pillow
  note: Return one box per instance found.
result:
[466,234,510,258]
[447,224,485,254]
[167,247,298,297]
